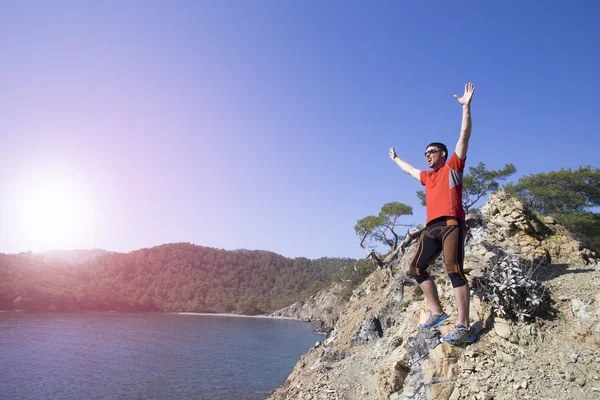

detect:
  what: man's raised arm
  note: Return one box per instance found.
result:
[389,147,421,181]
[454,82,475,160]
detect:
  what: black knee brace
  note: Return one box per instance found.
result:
[448,272,467,288]
[414,273,429,284]
[410,262,430,284]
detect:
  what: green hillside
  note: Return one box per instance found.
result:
[0,243,370,314]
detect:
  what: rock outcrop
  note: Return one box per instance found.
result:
[271,283,348,333]
[270,192,600,400]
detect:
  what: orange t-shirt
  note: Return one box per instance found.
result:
[420,153,466,224]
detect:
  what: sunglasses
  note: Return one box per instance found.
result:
[424,149,441,157]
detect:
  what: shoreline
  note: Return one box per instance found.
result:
[0,309,305,323]
[174,312,301,320]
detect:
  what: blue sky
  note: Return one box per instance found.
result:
[0,1,598,258]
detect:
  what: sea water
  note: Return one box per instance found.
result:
[0,312,322,400]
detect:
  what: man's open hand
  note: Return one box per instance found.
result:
[389,147,397,160]
[454,82,475,106]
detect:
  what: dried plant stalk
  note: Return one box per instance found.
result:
[472,255,548,322]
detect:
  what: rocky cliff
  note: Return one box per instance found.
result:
[271,283,348,333]
[270,192,600,400]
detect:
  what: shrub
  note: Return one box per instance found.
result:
[472,254,548,322]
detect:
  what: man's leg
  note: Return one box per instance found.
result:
[454,283,470,326]
[409,229,445,326]
[442,221,471,341]
[420,277,443,315]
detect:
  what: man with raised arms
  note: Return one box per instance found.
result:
[389,82,475,344]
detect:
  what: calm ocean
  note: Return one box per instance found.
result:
[0,312,322,400]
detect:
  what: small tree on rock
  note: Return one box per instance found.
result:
[351,202,416,272]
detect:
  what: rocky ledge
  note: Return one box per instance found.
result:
[269,192,600,400]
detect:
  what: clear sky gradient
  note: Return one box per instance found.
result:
[1,1,598,258]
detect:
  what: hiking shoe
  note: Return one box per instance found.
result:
[464,328,479,344]
[419,312,449,329]
[442,323,472,345]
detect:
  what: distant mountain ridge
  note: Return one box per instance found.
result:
[35,249,111,263]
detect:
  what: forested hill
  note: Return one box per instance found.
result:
[0,243,368,314]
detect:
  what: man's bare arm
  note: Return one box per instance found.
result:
[389,147,421,181]
[454,82,475,160]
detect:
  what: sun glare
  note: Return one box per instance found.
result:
[15,167,93,251]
